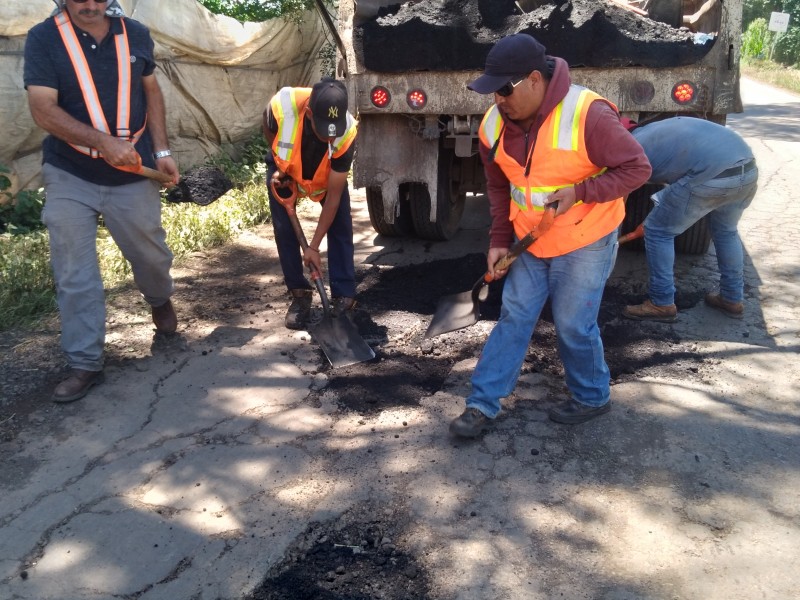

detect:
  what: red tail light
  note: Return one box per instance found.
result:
[406,89,427,110]
[672,81,696,105]
[370,86,390,108]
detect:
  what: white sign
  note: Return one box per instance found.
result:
[769,11,790,33]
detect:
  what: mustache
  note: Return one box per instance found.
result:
[78,9,103,16]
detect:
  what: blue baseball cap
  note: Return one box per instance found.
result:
[467,33,548,94]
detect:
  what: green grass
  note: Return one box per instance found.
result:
[0,231,58,329]
[0,177,272,332]
[742,59,800,95]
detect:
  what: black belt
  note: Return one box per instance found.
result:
[715,159,756,179]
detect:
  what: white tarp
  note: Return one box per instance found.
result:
[0,0,327,194]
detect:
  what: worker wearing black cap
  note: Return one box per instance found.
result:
[449,33,651,437]
[262,77,359,330]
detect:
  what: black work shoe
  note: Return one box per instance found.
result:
[548,399,611,424]
[151,300,178,333]
[331,296,356,318]
[53,369,105,403]
[285,289,312,330]
[449,407,491,438]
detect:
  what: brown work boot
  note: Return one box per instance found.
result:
[152,300,178,333]
[622,299,678,323]
[705,293,744,319]
[285,289,312,330]
[53,369,104,403]
[331,296,356,318]
[449,408,491,438]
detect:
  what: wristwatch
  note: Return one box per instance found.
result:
[153,149,172,160]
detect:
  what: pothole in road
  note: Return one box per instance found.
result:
[315,252,708,416]
[247,503,434,600]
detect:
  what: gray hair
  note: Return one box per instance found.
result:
[51,0,126,17]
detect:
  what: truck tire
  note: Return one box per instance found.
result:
[408,147,466,241]
[621,184,712,255]
[365,187,412,237]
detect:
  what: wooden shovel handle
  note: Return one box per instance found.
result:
[137,165,175,185]
[618,223,644,244]
[483,204,557,283]
[113,155,175,185]
[281,198,331,313]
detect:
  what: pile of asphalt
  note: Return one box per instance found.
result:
[359,0,711,72]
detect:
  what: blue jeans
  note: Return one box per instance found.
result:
[266,162,356,298]
[466,231,618,418]
[644,167,758,306]
[41,164,174,371]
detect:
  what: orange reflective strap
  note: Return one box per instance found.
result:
[56,12,109,157]
[114,20,132,137]
[55,12,137,157]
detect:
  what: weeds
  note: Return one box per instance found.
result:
[0,231,57,328]
[0,142,272,331]
[742,60,800,95]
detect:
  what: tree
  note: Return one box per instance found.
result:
[743,1,800,64]
[744,0,800,28]
[197,0,315,23]
[742,17,773,58]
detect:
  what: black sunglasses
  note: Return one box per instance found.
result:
[496,76,526,98]
[71,0,109,4]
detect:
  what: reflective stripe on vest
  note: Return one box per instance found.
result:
[479,84,625,258]
[271,87,302,163]
[269,87,358,200]
[482,86,593,212]
[55,12,144,157]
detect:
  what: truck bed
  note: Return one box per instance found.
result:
[357,0,713,72]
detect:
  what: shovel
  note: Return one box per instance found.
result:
[273,179,375,368]
[618,222,644,244]
[425,205,557,339]
[114,153,175,185]
[115,154,233,205]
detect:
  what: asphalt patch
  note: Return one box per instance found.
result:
[247,506,433,600]
[315,250,706,415]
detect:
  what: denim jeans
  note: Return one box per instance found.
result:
[466,231,618,418]
[266,162,356,298]
[41,163,174,371]
[644,167,758,306]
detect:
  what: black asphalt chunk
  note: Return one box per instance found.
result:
[359,0,711,72]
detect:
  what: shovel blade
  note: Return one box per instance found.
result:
[311,314,375,369]
[425,290,480,338]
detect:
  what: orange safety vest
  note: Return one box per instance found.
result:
[478,85,625,258]
[269,87,358,201]
[55,11,146,157]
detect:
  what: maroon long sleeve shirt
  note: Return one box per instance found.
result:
[479,57,652,249]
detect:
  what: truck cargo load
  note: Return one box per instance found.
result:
[325,0,743,252]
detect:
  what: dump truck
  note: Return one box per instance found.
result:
[319,0,744,253]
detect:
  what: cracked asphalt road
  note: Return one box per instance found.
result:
[1,77,799,599]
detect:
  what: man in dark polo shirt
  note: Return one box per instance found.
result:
[24,0,179,403]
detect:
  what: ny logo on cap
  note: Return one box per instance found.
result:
[328,106,339,119]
